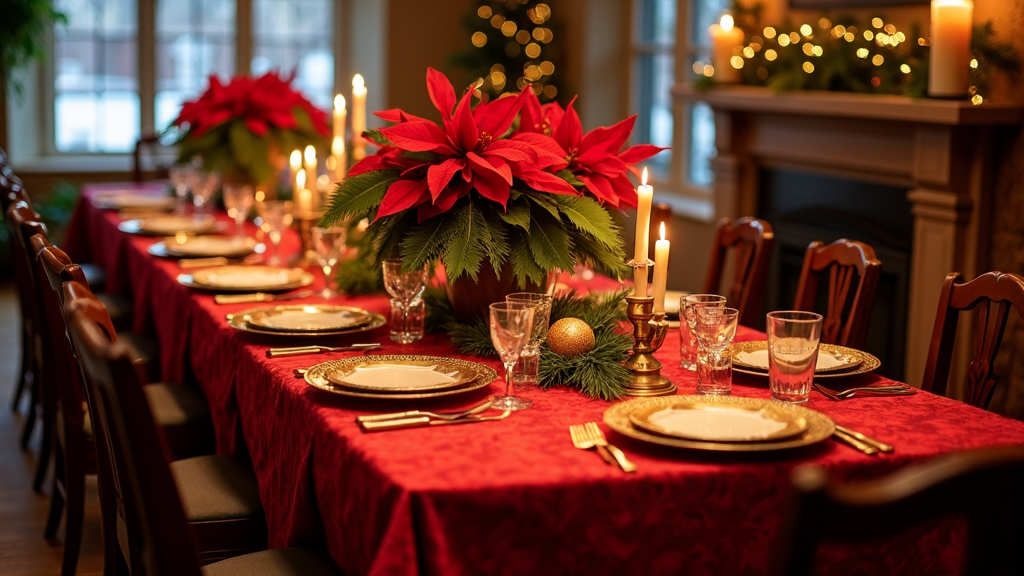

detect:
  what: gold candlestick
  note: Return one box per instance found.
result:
[622,295,676,396]
[290,209,323,267]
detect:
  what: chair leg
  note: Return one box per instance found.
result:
[44,442,66,539]
[10,328,31,412]
[60,459,85,576]
[32,399,54,492]
[19,378,38,449]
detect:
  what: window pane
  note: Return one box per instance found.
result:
[634,0,675,177]
[252,0,334,110]
[155,0,236,131]
[691,0,730,49]
[688,102,715,187]
[54,0,139,152]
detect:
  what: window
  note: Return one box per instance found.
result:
[47,0,339,155]
[632,0,675,178]
[684,0,727,188]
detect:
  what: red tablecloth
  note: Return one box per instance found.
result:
[65,183,1024,576]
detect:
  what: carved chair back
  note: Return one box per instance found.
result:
[921,271,1024,409]
[793,239,881,349]
[702,217,774,326]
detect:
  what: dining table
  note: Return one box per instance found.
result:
[62,181,1024,576]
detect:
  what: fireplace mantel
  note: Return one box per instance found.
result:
[674,84,1023,388]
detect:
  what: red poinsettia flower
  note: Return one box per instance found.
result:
[354,68,577,222]
[175,72,329,138]
[516,89,667,208]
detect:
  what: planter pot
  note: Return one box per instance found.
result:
[444,262,544,323]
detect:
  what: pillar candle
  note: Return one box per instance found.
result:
[652,222,670,314]
[633,167,653,297]
[352,74,367,161]
[289,149,302,197]
[331,136,346,181]
[709,14,744,83]
[296,172,311,213]
[333,94,347,143]
[929,0,973,98]
[303,145,318,209]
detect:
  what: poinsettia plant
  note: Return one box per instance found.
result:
[172,71,330,186]
[321,67,665,289]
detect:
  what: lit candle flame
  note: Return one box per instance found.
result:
[353,74,365,90]
[289,149,302,171]
[334,94,346,111]
[660,222,666,241]
[721,14,734,32]
[641,166,648,186]
[304,145,316,167]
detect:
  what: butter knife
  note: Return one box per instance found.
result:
[836,425,894,453]
[833,429,879,455]
[266,343,380,358]
[215,289,314,305]
[360,409,511,432]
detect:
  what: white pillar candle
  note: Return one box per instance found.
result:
[352,74,368,161]
[652,222,670,314]
[633,167,653,297]
[289,149,302,197]
[929,0,973,98]
[331,136,346,181]
[296,172,311,213]
[709,14,744,83]
[303,145,318,209]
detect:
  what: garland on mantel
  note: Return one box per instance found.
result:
[696,2,1020,103]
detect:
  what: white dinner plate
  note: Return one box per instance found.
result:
[119,215,218,236]
[93,192,176,211]
[629,400,808,443]
[244,305,373,333]
[159,235,256,258]
[188,265,311,291]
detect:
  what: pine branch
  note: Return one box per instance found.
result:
[321,170,399,226]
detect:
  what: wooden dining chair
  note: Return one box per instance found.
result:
[793,239,881,350]
[702,217,774,327]
[920,271,1024,410]
[2,172,37,416]
[64,292,341,576]
[133,133,173,183]
[772,446,1024,576]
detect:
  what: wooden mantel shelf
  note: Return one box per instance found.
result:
[673,84,1023,126]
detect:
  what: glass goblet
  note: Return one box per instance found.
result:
[168,165,192,215]
[489,302,535,411]
[382,259,429,343]
[187,169,220,219]
[222,184,255,237]
[505,292,552,386]
[681,294,727,370]
[693,306,739,395]
[311,226,347,299]
[255,200,294,266]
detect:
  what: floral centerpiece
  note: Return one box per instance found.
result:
[322,67,664,319]
[172,71,330,186]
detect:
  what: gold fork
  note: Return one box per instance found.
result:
[569,424,615,466]
[582,422,638,473]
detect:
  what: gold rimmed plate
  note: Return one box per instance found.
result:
[119,215,219,236]
[157,235,256,258]
[604,395,835,452]
[93,192,176,211]
[182,265,314,292]
[325,357,485,393]
[244,305,373,333]
[731,341,879,379]
[226,309,387,338]
[305,356,498,399]
[628,400,808,443]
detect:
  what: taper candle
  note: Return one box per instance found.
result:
[289,149,302,197]
[652,222,670,314]
[633,167,653,297]
[352,74,367,161]
[303,145,318,209]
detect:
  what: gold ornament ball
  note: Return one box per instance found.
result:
[547,318,595,358]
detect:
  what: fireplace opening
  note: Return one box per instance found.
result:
[758,169,913,381]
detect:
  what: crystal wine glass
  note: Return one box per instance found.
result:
[222,184,255,237]
[489,302,535,411]
[168,165,192,215]
[505,292,552,386]
[311,226,347,299]
[255,200,294,266]
[187,169,220,219]
[382,259,429,343]
[681,294,727,370]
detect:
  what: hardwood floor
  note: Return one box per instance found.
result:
[0,282,104,575]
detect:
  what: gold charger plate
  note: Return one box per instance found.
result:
[305,355,498,399]
[118,215,218,236]
[93,192,176,211]
[730,341,880,379]
[226,309,387,338]
[245,305,373,333]
[324,357,486,393]
[629,400,808,443]
[160,235,256,258]
[182,265,314,292]
[604,395,835,452]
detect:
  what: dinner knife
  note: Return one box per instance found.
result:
[215,290,314,305]
[832,429,878,455]
[267,343,381,358]
[360,410,511,432]
[835,425,894,453]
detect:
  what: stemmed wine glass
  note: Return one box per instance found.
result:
[168,165,192,215]
[222,184,255,237]
[255,200,293,266]
[382,259,428,343]
[311,226,347,299]
[489,302,535,411]
[187,169,219,219]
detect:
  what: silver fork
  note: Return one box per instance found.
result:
[813,382,916,401]
[569,424,615,466]
[356,398,494,424]
[583,422,637,473]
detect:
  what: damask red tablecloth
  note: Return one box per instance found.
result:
[64,183,1024,576]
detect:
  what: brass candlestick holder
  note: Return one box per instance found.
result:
[290,209,323,267]
[622,259,676,397]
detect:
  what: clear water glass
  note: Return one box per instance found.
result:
[255,200,294,266]
[222,184,255,237]
[767,311,824,403]
[169,165,192,215]
[681,294,727,370]
[693,307,739,395]
[187,170,219,219]
[311,226,347,299]
[382,259,429,344]
[489,302,535,411]
[505,292,552,386]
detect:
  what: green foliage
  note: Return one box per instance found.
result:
[0,0,66,96]
[323,170,400,222]
[334,218,384,296]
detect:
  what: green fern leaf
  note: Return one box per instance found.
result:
[400,213,454,270]
[554,195,623,249]
[527,210,575,272]
[509,232,546,288]
[442,203,488,282]
[320,170,398,226]
[495,200,530,230]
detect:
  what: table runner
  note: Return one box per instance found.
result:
[65,183,1024,575]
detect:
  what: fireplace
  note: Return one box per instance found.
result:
[675,85,1022,391]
